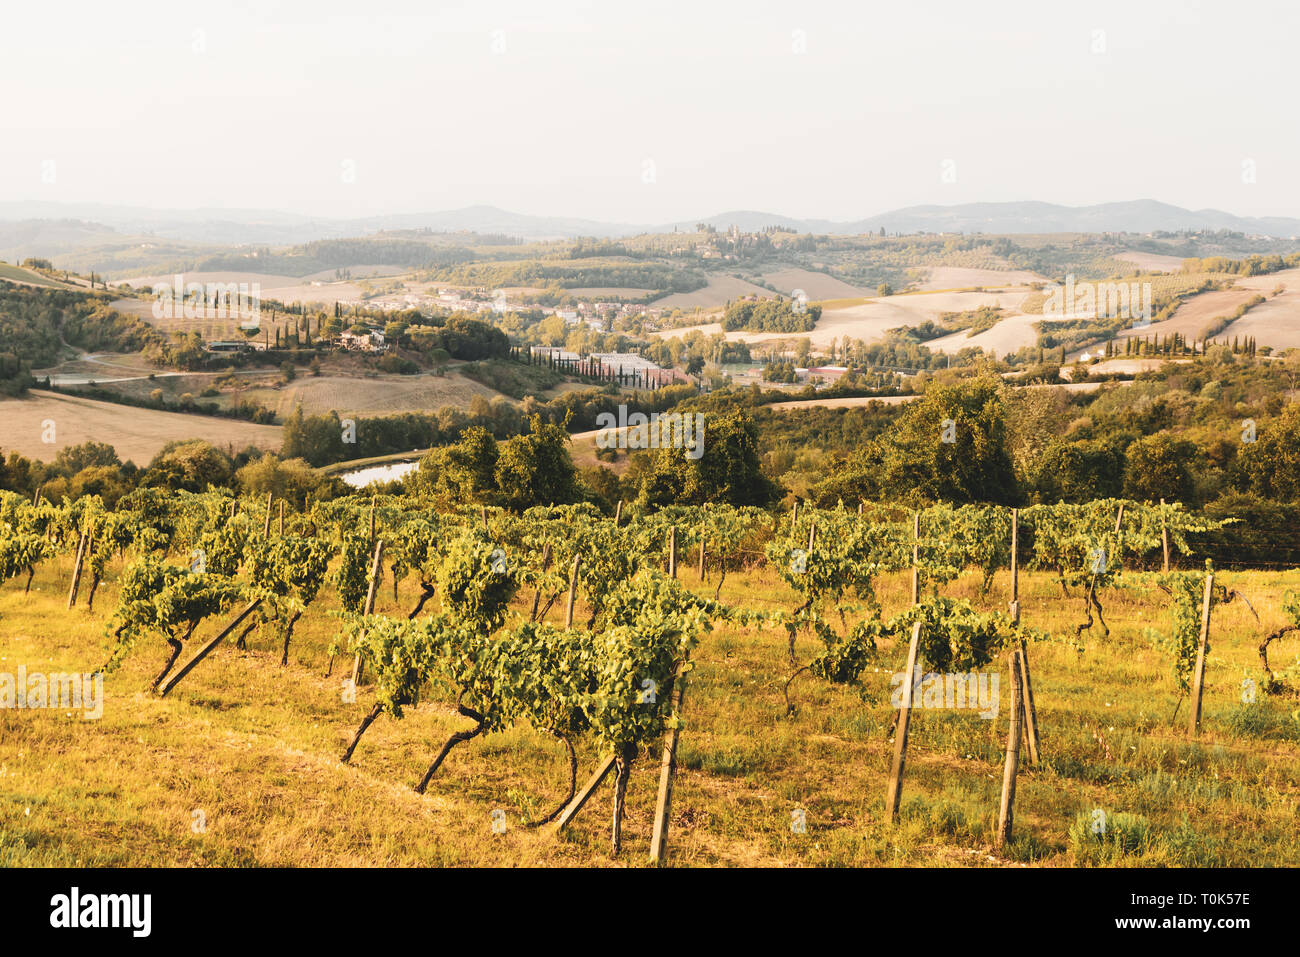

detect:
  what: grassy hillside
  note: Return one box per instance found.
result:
[4,550,1298,867]
[0,263,78,289]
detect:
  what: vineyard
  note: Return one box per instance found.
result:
[3,490,1300,867]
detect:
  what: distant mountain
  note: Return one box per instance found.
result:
[659,200,1300,238]
[838,200,1300,238]
[0,202,644,245]
[2,199,1299,247]
[345,205,645,240]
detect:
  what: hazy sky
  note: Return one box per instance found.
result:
[3,0,1298,222]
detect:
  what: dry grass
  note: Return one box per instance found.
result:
[240,372,500,419]
[1216,291,1300,352]
[654,275,779,310]
[0,391,282,465]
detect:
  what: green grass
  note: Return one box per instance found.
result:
[0,263,75,289]
[3,553,1299,866]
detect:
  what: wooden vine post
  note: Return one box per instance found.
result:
[263,492,274,537]
[1187,566,1215,736]
[885,621,922,822]
[649,661,689,866]
[1008,508,1040,764]
[613,500,622,527]
[668,525,677,578]
[368,495,376,543]
[1160,498,1170,573]
[66,526,89,610]
[158,599,263,698]
[995,648,1025,849]
[910,511,920,606]
[350,540,385,686]
[530,542,552,621]
[1113,501,1125,573]
[564,556,581,628]
[1017,644,1041,766]
[791,500,799,531]
[1008,508,1019,623]
[552,755,617,833]
[278,500,285,536]
[697,538,706,581]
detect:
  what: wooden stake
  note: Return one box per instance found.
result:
[996,649,1024,849]
[1188,570,1215,736]
[613,500,622,527]
[857,501,863,516]
[1160,498,1170,573]
[791,500,799,531]
[649,662,688,865]
[564,556,580,628]
[552,754,617,833]
[668,525,677,578]
[66,530,88,610]
[885,621,922,822]
[1113,502,1125,534]
[263,492,273,537]
[350,540,385,686]
[697,538,706,581]
[910,511,920,606]
[278,500,285,536]
[159,599,263,697]
[1009,507,1019,619]
[530,543,552,621]
[1018,642,1040,765]
[368,495,376,543]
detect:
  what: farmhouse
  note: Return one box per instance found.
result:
[339,329,388,353]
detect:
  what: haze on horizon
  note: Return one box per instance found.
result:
[3,0,1298,225]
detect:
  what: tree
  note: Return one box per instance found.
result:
[813,376,1018,506]
[68,465,134,508]
[637,410,781,507]
[413,426,500,505]
[234,455,329,508]
[281,407,346,467]
[1235,403,1300,501]
[142,441,233,492]
[1031,439,1125,503]
[52,441,120,477]
[493,415,583,511]
[1122,433,1199,504]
